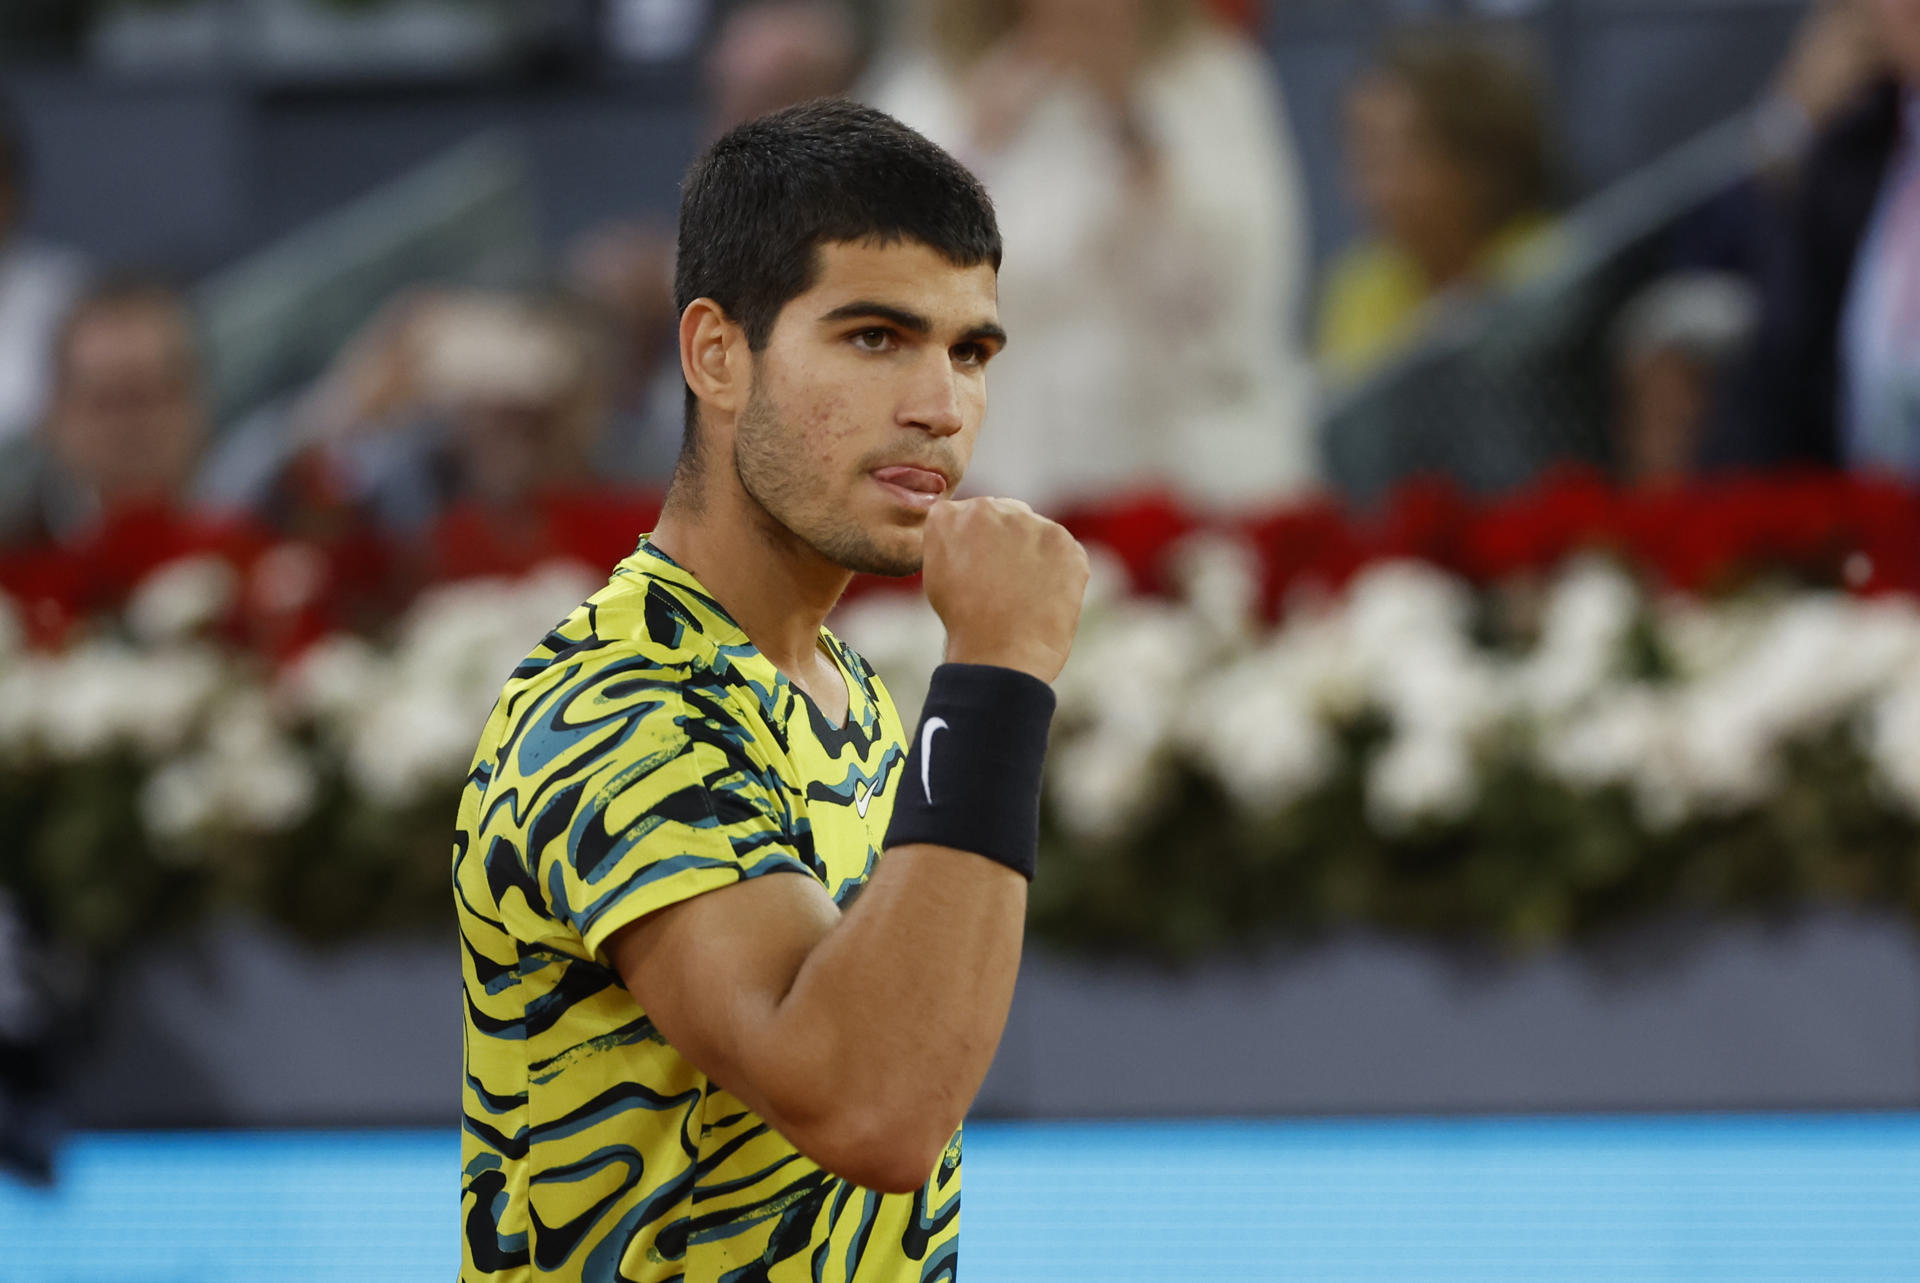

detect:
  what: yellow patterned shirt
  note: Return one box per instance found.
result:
[455,538,957,1282]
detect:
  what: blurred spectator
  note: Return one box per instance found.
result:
[1316,30,1559,389]
[0,279,303,644]
[0,279,206,548]
[567,0,868,486]
[276,289,654,581]
[1771,0,1884,154]
[869,0,1316,511]
[1612,272,1761,489]
[0,105,87,449]
[1643,1,1878,479]
[566,223,683,483]
[1712,0,1920,476]
[1665,2,1880,282]
[708,0,864,133]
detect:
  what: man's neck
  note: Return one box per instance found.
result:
[648,475,853,681]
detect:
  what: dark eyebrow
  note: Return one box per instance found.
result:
[820,301,932,334]
[820,300,1007,350]
[959,321,1009,350]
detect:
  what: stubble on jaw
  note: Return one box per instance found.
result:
[732,381,925,578]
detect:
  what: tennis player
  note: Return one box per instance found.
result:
[454,99,1089,1281]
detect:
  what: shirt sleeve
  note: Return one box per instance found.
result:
[527,675,812,962]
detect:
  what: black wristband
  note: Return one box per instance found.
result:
[884,663,1057,880]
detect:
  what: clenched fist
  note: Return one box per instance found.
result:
[922,497,1090,685]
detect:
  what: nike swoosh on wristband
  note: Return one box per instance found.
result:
[920,717,949,804]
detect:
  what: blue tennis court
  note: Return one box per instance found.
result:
[4,1114,1917,1282]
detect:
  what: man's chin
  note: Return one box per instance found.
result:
[838,545,923,579]
[860,557,924,579]
[823,526,923,579]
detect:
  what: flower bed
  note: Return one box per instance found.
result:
[6,471,1920,964]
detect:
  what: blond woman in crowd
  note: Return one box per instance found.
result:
[1318,31,1561,389]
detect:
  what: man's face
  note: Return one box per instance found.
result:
[730,239,1003,577]
[50,302,206,504]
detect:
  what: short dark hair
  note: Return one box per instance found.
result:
[673,98,1001,433]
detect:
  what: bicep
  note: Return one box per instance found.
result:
[606,869,841,1114]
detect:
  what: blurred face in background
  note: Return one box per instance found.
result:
[1869,0,1920,81]
[1346,70,1486,282]
[706,1,859,134]
[50,297,206,505]
[417,297,609,507]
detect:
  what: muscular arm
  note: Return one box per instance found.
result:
[609,498,1084,1195]
[607,842,1025,1194]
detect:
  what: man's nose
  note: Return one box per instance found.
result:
[897,353,964,437]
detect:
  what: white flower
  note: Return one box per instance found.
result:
[40,642,145,761]
[309,564,597,811]
[139,691,319,841]
[1662,595,1920,810]
[1344,561,1475,671]
[123,648,226,757]
[1048,729,1168,845]
[1055,600,1206,739]
[394,563,597,717]
[347,682,485,810]
[220,744,319,833]
[1536,685,1688,829]
[1668,682,1779,811]
[1366,730,1476,832]
[1335,560,1510,740]
[206,690,282,761]
[1371,640,1509,740]
[1268,608,1371,722]
[126,555,239,645]
[1656,596,1769,680]
[1539,685,1661,790]
[0,656,54,756]
[1169,532,1262,645]
[1865,666,1920,816]
[33,643,225,761]
[1517,557,1640,719]
[1179,658,1336,816]
[141,758,219,843]
[519,561,603,627]
[1080,545,1134,616]
[0,590,22,668]
[278,633,384,727]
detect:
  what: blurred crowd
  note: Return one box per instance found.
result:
[3,0,1920,632]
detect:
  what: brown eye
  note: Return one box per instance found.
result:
[851,329,894,352]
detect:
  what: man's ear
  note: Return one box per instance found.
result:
[680,298,747,423]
